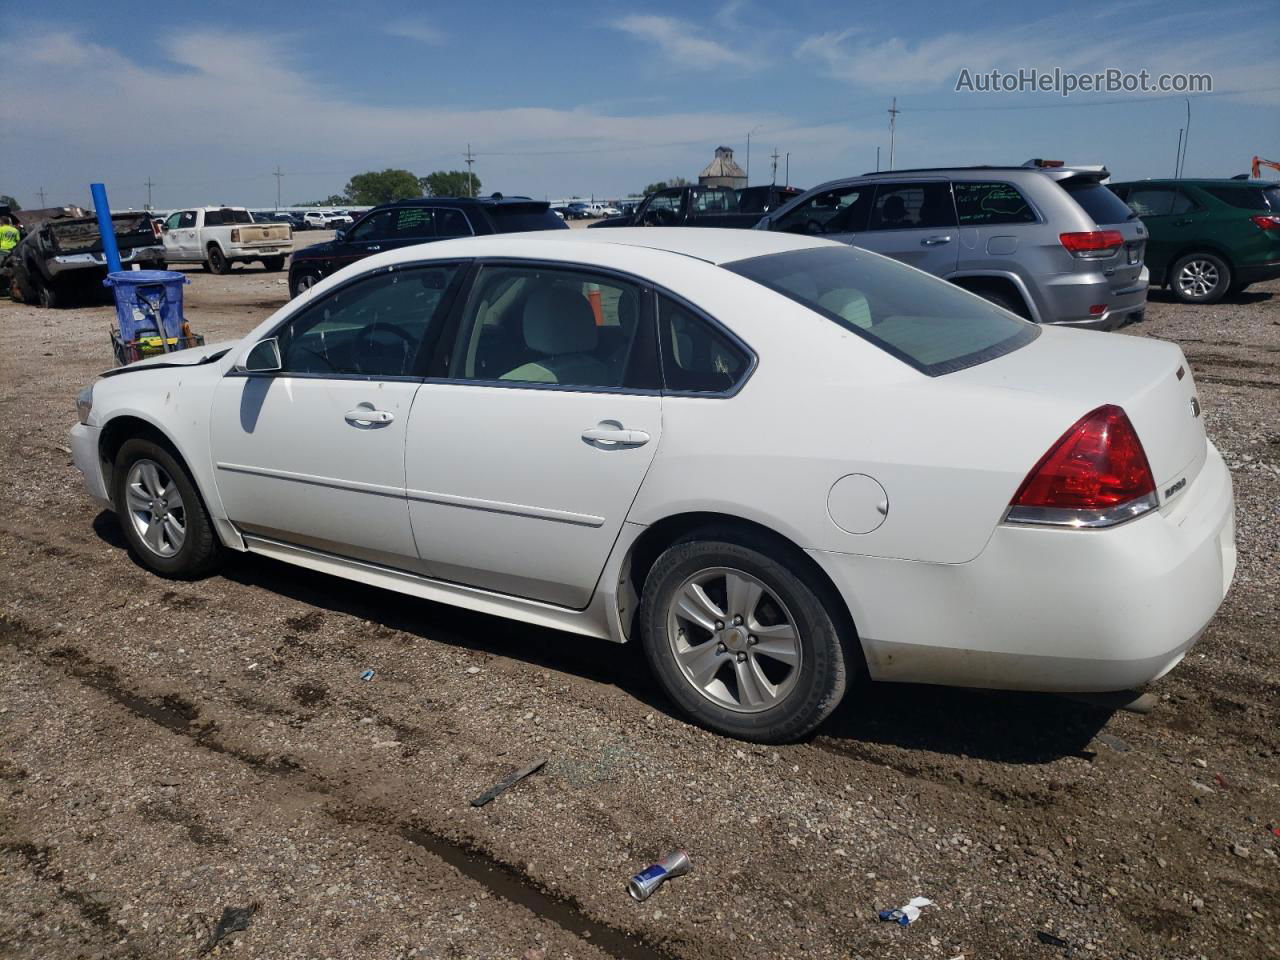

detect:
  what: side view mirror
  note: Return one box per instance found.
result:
[238,337,282,373]
[335,227,348,242]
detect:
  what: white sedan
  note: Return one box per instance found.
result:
[69,229,1236,742]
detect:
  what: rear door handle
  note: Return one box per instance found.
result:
[345,407,395,425]
[367,245,381,251]
[921,235,953,246]
[582,422,650,446]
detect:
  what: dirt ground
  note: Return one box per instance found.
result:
[0,252,1276,960]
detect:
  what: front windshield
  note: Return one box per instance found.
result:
[725,245,1039,376]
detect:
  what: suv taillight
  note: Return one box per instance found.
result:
[1059,230,1125,259]
[231,228,241,242]
[1006,404,1157,528]
[151,219,162,239]
[1250,214,1280,232]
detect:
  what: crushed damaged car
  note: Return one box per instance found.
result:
[4,207,166,308]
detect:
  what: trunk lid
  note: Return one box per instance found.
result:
[48,213,155,255]
[234,223,290,244]
[949,328,1207,507]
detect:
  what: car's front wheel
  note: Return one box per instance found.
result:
[112,438,221,579]
[289,268,323,298]
[638,535,850,743]
[1170,252,1230,304]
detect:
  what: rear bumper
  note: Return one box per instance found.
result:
[1037,266,1149,330]
[1234,258,1280,286]
[810,441,1235,692]
[47,244,166,277]
[226,243,293,258]
[70,422,111,507]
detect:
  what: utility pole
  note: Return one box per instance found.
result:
[887,97,900,171]
[876,146,881,172]
[144,177,155,210]
[464,145,476,198]
[784,153,790,188]
[273,165,284,210]
[746,124,761,187]
[37,186,47,207]
[770,148,780,185]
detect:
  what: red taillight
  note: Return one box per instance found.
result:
[1250,214,1280,231]
[1011,405,1155,518]
[231,228,241,242]
[1059,230,1125,258]
[151,219,162,239]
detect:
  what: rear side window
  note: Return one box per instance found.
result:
[725,245,1038,377]
[867,182,956,230]
[657,295,750,394]
[484,205,567,233]
[1201,186,1271,211]
[204,210,223,226]
[772,185,872,235]
[953,182,1037,225]
[1062,181,1136,225]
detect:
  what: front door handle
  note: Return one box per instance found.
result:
[345,406,395,425]
[921,235,953,246]
[582,422,650,447]
[366,245,381,251]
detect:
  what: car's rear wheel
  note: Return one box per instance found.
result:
[9,264,37,304]
[290,268,323,298]
[207,246,231,275]
[1170,252,1230,304]
[262,256,285,272]
[112,438,221,579]
[638,535,850,743]
[36,277,63,309]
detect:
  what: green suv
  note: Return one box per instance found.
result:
[1108,179,1280,303]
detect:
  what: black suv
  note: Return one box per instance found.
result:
[287,195,567,297]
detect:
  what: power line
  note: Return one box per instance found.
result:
[899,84,1280,113]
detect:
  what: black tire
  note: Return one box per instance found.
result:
[289,268,323,299]
[207,245,231,275]
[111,438,222,579]
[262,256,285,272]
[638,534,851,743]
[9,264,37,304]
[1169,252,1231,304]
[36,277,63,309]
[971,286,1028,318]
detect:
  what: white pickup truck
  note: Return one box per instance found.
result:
[161,206,292,274]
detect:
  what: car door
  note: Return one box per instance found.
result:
[163,210,197,260]
[1123,185,1201,282]
[404,261,662,608]
[209,262,465,568]
[854,180,960,275]
[766,183,873,245]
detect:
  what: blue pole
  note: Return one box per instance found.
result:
[90,183,123,275]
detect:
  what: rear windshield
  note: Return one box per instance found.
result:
[1201,185,1280,211]
[1063,181,1136,225]
[725,245,1038,376]
[485,206,569,233]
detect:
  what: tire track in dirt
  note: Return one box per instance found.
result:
[6,621,680,960]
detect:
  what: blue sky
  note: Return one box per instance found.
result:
[2,0,1277,209]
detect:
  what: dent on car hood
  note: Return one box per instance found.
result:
[99,340,237,378]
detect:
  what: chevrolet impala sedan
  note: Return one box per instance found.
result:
[69,229,1236,743]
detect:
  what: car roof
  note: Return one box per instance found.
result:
[413,227,831,266]
[1111,178,1276,187]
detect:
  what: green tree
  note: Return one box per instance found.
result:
[0,194,21,211]
[640,176,690,195]
[343,169,422,206]
[420,170,481,198]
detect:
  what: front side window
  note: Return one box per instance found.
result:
[953,182,1037,225]
[725,245,1038,376]
[657,296,749,393]
[642,190,685,225]
[274,265,460,378]
[178,211,196,228]
[351,210,394,241]
[449,265,644,389]
[868,182,956,231]
[1126,186,1179,217]
[772,185,871,235]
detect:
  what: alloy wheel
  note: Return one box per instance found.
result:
[125,458,186,558]
[1177,259,1219,299]
[665,566,802,713]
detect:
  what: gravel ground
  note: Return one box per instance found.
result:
[0,262,1276,960]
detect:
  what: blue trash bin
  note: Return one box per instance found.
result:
[104,270,189,342]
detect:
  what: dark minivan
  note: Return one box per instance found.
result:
[1107,179,1280,303]
[288,195,567,298]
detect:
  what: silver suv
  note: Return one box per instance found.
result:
[757,165,1148,329]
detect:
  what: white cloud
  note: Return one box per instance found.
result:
[612,14,755,70]
[0,27,872,206]
[384,19,445,45]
